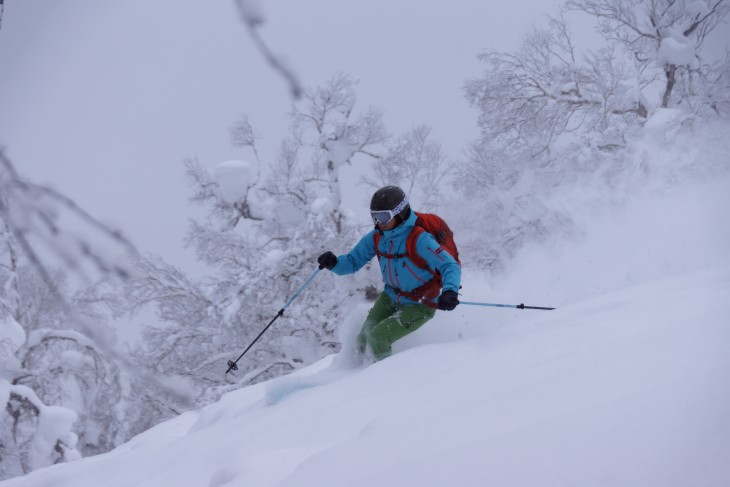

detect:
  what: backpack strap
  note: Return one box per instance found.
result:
[405,225,432,273]
[374,231,409,261]
[373,225,431,269]
[373,225,442,307]
[392,280,442,309]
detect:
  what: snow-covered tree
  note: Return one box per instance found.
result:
[0,201,83,479]
[0,249,157,480]
[362,125,450,211]
[464,13,648,160]
[1,373,81,479]
[291,72,389,232]
[465,0,729,160]
[121,75,388,404]
[0,152,169,480]
[566,0,730,113]
[456,1,730,273]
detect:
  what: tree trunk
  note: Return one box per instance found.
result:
[662,64,677,108]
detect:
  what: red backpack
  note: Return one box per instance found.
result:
[374,212,460,307]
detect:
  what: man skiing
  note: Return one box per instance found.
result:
[318,186,461,361]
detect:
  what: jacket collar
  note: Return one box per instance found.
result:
[381,210,417,240]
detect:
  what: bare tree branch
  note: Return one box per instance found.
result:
[232,0,303,100]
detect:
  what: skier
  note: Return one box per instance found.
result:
[318,186,461,361]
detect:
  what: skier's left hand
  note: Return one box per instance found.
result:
[437,290,459,311]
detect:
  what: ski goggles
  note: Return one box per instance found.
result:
[370,197,409,225]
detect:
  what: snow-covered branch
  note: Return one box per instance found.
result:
[465,15,646,156]
[566,0,730,109]
[0,150,138,286]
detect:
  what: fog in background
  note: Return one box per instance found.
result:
[0,0,557,273]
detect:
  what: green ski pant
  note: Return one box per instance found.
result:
[358,292,436,361]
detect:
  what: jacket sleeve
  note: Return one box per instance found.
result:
[415,233,461,293]
[331,230,377,275]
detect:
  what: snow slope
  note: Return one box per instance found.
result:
[3,268,728,487]
[3,179,729,487]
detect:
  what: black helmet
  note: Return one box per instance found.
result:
[370,186,411,226]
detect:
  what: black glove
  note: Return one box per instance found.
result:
[437,290,459,311]
[318,251,338,270]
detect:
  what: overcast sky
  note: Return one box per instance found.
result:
[0,0,558,272]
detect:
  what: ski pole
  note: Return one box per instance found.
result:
[226,268,321,374]
[460,301,555,311]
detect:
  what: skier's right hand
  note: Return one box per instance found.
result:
[318,251,338,270]
[437,290,459,311]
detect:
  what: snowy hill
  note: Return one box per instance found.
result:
[4,269,728,486]
[3,181,729,486]
[2,184,730,487]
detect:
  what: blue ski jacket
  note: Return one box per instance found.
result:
[331,211,461,306]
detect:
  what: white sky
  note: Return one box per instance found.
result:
[0,0,556,272]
